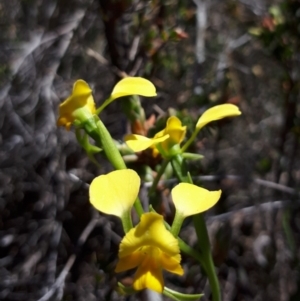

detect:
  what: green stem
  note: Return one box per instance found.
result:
[193,214,221,301]
[148,159,170,196]
[206,251,220,301]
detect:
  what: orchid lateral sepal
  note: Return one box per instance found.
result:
[196,104,241,130]
[171,183,221,236]
[89,169,140,230]
[172,183,221,218]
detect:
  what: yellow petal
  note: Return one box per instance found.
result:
[160,252,184,275]
[115,252,142,273]
[152,116,186,156]
[118,212,180,258]
[172,183,221,217]
[196,104,241,130]
[125,134,169,152]
[60,80,93,110]
[57,80,96,129]
[116,214,183,292]
[164,116,186,144]
[133,256,164,293]
[89,169,140,217]
[73,79,92,97]
[56,116,72,130]
[110,77,157,100]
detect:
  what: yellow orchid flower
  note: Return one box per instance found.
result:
[89,169,140,218]
[196,104,241,130]
[57,80,96,130]
[172,183,221,218]
[115,212,184,293]
[154,116,186,153]
[125,116,186,157]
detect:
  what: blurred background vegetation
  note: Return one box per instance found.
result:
[0,0,300,300]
